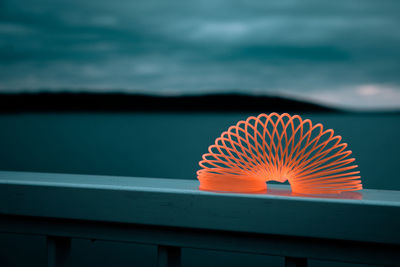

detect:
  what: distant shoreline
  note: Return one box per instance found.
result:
[0,92,337,113]
[0,92,398,114]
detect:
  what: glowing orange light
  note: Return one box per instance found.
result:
[197,113,362,194]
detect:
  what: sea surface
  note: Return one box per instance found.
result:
[0,112,399,190]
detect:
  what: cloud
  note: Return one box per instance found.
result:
[187,21,249,41]
[0,23,34,34]
[0,0,400,110]
[281,84,400,110]
[357,85,382,96]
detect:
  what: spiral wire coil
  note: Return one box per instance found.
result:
[197,113,362,194]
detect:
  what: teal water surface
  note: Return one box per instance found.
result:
[0,112,399,190]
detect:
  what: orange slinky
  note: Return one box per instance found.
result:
[197,113,362,194]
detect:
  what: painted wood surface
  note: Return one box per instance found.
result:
[0,171,399,246]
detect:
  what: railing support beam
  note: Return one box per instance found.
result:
[157,245,181,267]
[285,256,307,267]
[47,236,71,267]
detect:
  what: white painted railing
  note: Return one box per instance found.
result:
[0,171,399,267]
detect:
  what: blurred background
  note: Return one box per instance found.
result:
[0,0,399,266]
[1,0,400,110]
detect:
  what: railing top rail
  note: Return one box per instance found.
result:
[0,171,399,245]
[1,171,399,205]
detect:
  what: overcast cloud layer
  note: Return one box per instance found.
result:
[0,0,400,110]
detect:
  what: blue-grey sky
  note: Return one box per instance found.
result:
[1,0,400,110]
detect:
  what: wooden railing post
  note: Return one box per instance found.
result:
[47,236,71,267]
[157,245,181,267]
[285,257,307,267]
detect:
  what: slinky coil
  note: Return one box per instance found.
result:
[197,113,362,194]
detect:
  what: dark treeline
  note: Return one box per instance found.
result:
[0,92,339,113]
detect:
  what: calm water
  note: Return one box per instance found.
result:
[0,112,399,190]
